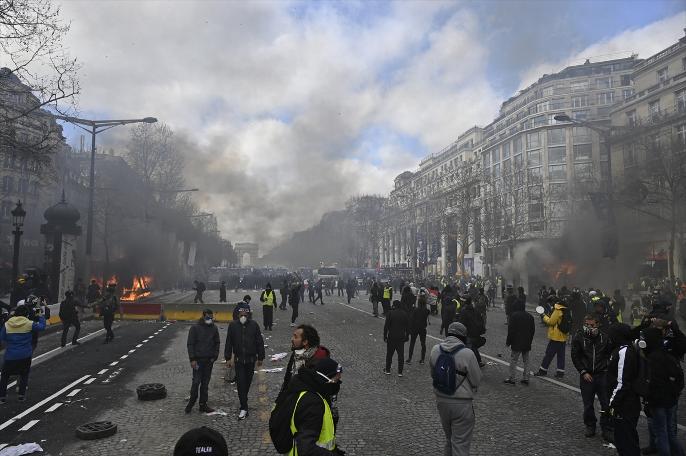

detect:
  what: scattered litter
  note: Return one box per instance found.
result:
[259,368,284,373]
[205,410,229,416]
[270,353,288,361]
[120,439,128,443]
[602,443,616,449]
[0,443,44,456]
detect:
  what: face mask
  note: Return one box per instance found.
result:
[294,348,306,355]
[323,381,341,397]
[583,325,599,337]
[239,316,247,324]
[204,318,213,325]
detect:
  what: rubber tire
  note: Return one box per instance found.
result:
[136,383,167,401]
[75,421,117,440]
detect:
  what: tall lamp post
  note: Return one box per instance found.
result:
[554,114,618,258]
[53,115,158,273]
[10,200,26,306]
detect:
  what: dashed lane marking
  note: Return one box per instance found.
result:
[44,403,62,413]
[128,349,136,353]
[0,375,90,431]
[109,361,118,366]
[97,369,108,375]
[84,378,96,385]
[120,355,128,359]
[17,420,39,431]
[66,389,81,397]
[142,340,149,343]
[136,344,143,347]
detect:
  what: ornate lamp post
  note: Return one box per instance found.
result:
[10,200,26,306]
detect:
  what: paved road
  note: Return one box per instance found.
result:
[0,289,680,455]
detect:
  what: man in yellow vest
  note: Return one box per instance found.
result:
[382,283,393,317]
[285,357,343,456]
[260,283,276,331]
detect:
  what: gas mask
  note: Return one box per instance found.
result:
[239,316,248,324]
[583,325,599,337]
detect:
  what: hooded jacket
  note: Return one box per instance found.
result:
[543,303,568,342]
[607,324,641,418]
[383,306,409,343]
[429,336,482,401]
[187,319,220,361]
[224,318,265,364]
[0,315,45,360]
[507,301,535,352]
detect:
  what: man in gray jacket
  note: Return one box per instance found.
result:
[186,309,220,414]
[429,321,482,456]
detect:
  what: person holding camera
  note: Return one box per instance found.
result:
[0,304,46,403]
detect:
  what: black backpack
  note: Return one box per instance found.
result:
[557,308,572,334]
[269,391,301,453]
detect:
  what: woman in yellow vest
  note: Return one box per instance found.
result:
[260,283,276,331]
[287,357,342,455]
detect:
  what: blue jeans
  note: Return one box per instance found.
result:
[650,404,685,456]
[539,340,565,374]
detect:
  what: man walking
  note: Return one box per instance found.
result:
[260,283,276,331]
[99,284,118,343]
[504,285,517,325]
[86,279,101,306]
[289,281,302,327]
[280,280,289,310]
[504,299,535,385]
[193,280,206,304]
[407,295,430,365]
[370,280,381,317]
[225,305,265,420]
[313,279,324,305]
[382,282,393,317]
[185,309,220,414]
[383,300,409,377]
[430,322,482,456]
[219,281,227,303]
[571,314,612,440]
[59,290,84,347]
[534,296,569,378]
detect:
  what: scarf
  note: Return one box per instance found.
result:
[293,346,318,371]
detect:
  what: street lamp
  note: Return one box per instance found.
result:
[53,115,158,259]
[10,200,26,306]
[553,114,618,258]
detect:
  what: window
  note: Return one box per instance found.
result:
[0,201,11,219]
[623,144,637,168]
[573,110,589,121]
[676,124,686,145]
[529,202,544,219]
[597,92,615,105]
[2,176,13,193]
[547,128,566,145]
[548,146,566,164]
[549,164,567,180]
[514,170,524,187]
[572,96,587,108]
[18,178,29,194]
[3,153,15,169]
[571,80,589,92]
[502,142,511,159]
[493,163,501,179]
[657,67,668,84]
[574,162,594,180]
[573,126,591,143]
[513,136,522,154]
[503,159,511,175]
[491,149,499,163]
[529,185,543,200]
[549,183,568,198]
[649,100,661,119]
[676,89,686,113]
[596,77,612,89]
[533,115,547,127]
[542,86,553,97]
[622,89,634,100]
[550,201,568,219]
[573,144,593,161]
[482,154,490,168]
[600,161,610,180]
[527,166,542,183]
[527,149,541,166]
[514,153,523,169]
[527,131,541,149]
[621,74,632,86]
[626,110,637,127]
[550,99,565,110]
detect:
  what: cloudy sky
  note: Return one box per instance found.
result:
[54,0,685,252]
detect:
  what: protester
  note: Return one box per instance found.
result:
[314,279,324,305]
[383,300,409,377]
[440,285,458,337]
[174,427,228,456]
[280,280,289,310]
[86,279,101,305]
[59,290,85,347]
[370,281,381,317]
[260,283,277,331]
[504,298,535,385]
[474,288,488,327]
[193,280,206,304]
[0,304,46,402]
[430,322,482,456]
[570,314,612,440]
[280,324,323,396]
[186,309,220,414]
[99,283,119,343]
[407,294,430,365]
[534,296,569,378]
[382,282,393,317]
[224,305,265,420]
[290,281,302,327]
[219,281,227,303]
[456,297,486,368]
[504,285,517,325]
[400,285,416,313]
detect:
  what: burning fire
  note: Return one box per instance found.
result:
[121,276,153,302]
[545,261,577,282]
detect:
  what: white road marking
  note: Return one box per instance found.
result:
[84,378,96,385]
[128,349,136,353]
[142,340,149,343]
[120,355,128,359]
[0,375,90,431]
[66,389,81,397]
[109,361,118,366]
[97,369,109,375]
[44,403,63,413]
[17,420,39,431]
[136,344,143,348]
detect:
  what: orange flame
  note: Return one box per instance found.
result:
[121,276,153,302]
[545,262,577,282]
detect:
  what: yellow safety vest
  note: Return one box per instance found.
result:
[263,290,275,307]
[383,287,392,299]
[289,391,336,455]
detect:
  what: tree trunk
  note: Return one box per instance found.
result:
[669,198,676,280]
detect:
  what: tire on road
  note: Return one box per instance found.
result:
[136,383,167,401]
[75,421,117,440]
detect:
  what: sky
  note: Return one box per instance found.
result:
[52,0,686,252]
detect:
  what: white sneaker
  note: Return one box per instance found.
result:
[238,409,248,420]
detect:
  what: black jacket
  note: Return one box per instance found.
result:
[504,294,518,316]
[409,306,430,333]
[608,344,641,418]
[384,308,409,343]
[285,368,338,456]
[647,347,684,408]
[506,309,535,352]
[571,331,610,375]
[187,320,220,361]
[224,320,265,364]
[456,305,484,338]
[219,285,227,300]
[59,297,82,321]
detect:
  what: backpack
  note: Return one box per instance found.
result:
[557,308,572,334]
[432,346,467,395]
[632,348,651,397]
[269,391,300,453]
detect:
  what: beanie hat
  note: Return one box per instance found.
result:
[314,357,341,379]
[237,303,251,313]
[173,427,228,456]
[447,322,467,339]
